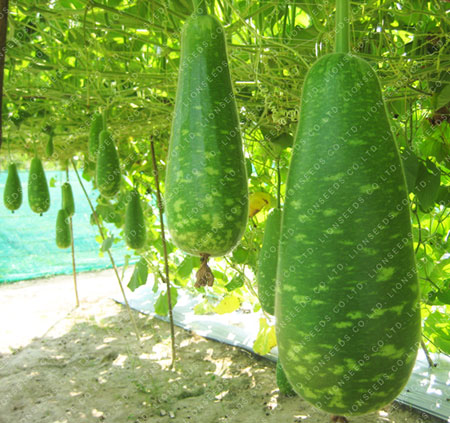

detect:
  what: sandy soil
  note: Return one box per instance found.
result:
[0,270,444,423]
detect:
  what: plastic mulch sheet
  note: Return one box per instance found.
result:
[0,170,131,283]
[119,283,450,422]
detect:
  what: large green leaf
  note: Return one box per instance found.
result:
[128,258,148,292]
[414,161,441,211]
[154,287,178,316]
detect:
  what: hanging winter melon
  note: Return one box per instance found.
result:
[62,182,75,217]
[89,112,103,159]
[124,190,146,250]
[28,157,50,215]
[165,2,248,285]
[56,208,71,249]
[3,163,22,212]
[275,0,421,416]
[96,130,121,197]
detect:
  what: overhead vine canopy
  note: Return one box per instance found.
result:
[2,1,450,356]
[3,0,450,162]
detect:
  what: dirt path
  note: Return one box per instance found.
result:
[0,272,443,423]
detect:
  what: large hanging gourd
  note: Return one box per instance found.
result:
[275,0,420,416]
[124,190,146,250]
[165,1,248,285]
[56,208,71,249]
[256,208,281,315]
[4,163,22,212]
[28,157,50,215]
[96,129,121,197]
[62,182,75,217]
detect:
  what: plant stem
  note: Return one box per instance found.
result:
[421,339,435,367]
[69,217,79,307]
[71,158,141,341]
[150,139,176,369]
[335,0,350,54]
[193,0,207,15]
[276,159,281,209]
[0,0,9,150]
[66,167,79,307]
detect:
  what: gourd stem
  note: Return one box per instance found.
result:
[193,0,207,15]
[335,0,350,54]
[276,159,281,209]
[66,166,79,308]
[150,138,177,369]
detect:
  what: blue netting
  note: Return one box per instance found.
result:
[1,170,135,283]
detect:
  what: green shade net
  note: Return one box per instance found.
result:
[1,170,133,283]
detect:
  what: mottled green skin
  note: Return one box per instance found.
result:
[4,163,22,212]
[276,53,421,416]
[56,208,71,249]
[96,130,121,198]
[62,182,75,217]
[89,113,103,158]
[165,12,248,257]
[28,157,50,214]
[257,208,281,315]
[125,190,146,250]
[276,359,296,396]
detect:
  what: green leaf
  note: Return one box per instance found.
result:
[127,258,148,292]
[49,177,57,188]
[225,275,244,292]
[414,160,440,211]
[232,247,249,264]
[194,300,214,315]
[246,158,253,177]
[176,256,196,279]
[436,290,450,305]
[154,287,178,316]
[400,148,419,193]
[435,83,450,110]
[424,311,450,354]
[253,318,277,355]
[101,236,114,252]
[213,295,240,314]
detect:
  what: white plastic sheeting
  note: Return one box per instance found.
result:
[117,284,450,421]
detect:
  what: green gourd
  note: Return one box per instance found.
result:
[276,360,296,396]
[165,4,248,259]
[45,134,54,158]
[256,208,281,315]
[4,163,23,212]
[124,190,146,250]
[56,208,71,248]
[276,1,420,416]
[62,182,75,217]
[96,130,121,197]
[89,113,104,158]
[28,157,50,215]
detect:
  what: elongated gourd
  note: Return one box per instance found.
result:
[28,157,50,215]
[56,208,71,248]
[4,163,23,212]
[45,134,54,158]
[165,5,248,259]
[275,3,420,416]
[96,130,121,197]
[89,113,103,158]
[256,208,281,315]
[124,190,146,250]
[276,360,295,396]
[62,182,75,217]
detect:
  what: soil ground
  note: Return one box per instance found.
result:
[0,269,444,423]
